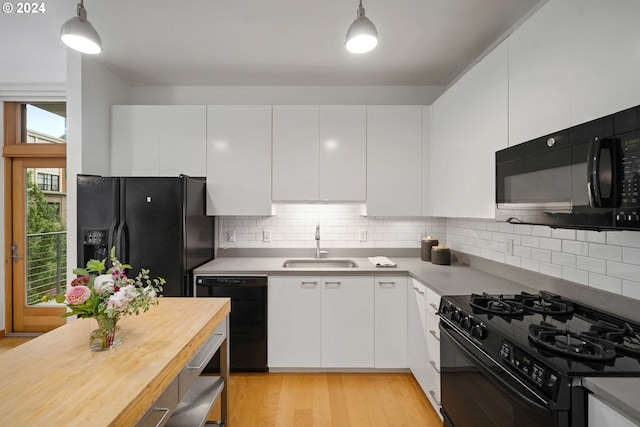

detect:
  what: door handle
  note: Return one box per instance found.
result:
[11,243,21,262]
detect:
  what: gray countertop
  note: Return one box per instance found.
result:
[193,255,639,423]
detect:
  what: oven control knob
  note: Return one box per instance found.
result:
[460,316,472,330]
[451,309,462,322]
[471,323,488,340]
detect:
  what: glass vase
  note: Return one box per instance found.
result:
[89,315,122,351]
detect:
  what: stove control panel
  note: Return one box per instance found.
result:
[500,341,559,400]
[440,303,488,341]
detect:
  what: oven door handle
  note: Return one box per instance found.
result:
[440,323,552,414]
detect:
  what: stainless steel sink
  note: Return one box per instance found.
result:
[282,259,358,268]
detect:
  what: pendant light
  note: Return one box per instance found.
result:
[345,0,378,54]
[60,0,102,54]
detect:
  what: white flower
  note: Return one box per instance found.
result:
[107,285,138,312]
[94,274,115,295]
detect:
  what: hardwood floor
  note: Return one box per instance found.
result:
[208,372,442,427]
[0,338,441,426]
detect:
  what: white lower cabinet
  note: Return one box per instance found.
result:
[268,276,322,368]
[322,276,375,367]
[374,276,408,368]
[408,279,428,392]
[407,278,442,418]
[588,394,640,427]
[268,275,375,368]
[425,288,442,416]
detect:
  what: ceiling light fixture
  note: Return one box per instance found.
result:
[60,0,102,54]
[345,0,378,54]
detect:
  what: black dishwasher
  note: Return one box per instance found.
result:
[195,275,268,373]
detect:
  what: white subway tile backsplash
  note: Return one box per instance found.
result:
[562,240,589,256]
[552,228,576,240]
[444,218,640,301]
[622,280,640,299]
[607,260,640,281]
[562,267,589,286]
[576,256,607,274]
[540,237,562,252]
[552,252,576,268]
[539,262,562,278]
[589,273,623,294]
[221,209,640,302]
[623,247,640,266]
[589,243,622,261]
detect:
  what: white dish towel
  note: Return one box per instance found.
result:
[368,256,397,268]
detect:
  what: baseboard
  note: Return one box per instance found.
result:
[267,367,411,373]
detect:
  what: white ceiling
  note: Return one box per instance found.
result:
[87,0,542,86]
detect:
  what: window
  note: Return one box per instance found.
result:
[36,172,60,191]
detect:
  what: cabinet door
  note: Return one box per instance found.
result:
[321,276,374,367]
[111,106,207,177]
[408,279,428,394]
[268,276,321,368]
[366,106,422,216]
[570,0,640,125]
[272,106,319,201]
[374,276,407,368]
[206,105,272,216]
[430,39,508,218]
[319,106,367,201]
[425,288,442,414]
[588,394,639,427]
[508,0,572,146]
[157,106,207,177]
[111,106,160,176]
[421,106,431,216]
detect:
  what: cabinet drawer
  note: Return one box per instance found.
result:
[426,288,441,318]
[179,318,227,401]
[136,377,179,427]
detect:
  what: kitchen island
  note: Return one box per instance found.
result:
[0,298,230,427]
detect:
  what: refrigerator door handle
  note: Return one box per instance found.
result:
[108,219,118,253]
[115,221,129,262]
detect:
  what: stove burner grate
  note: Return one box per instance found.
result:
[587,321,640,358]
[469,293,525,316]
[529,323,617,362]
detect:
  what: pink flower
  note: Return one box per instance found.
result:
[66,285,91,305]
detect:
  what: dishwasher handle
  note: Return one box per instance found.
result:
[196,276,267,287]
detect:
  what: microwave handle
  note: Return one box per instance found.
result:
[587,137,603,208]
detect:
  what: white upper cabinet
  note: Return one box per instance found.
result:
[319,106,366,201]
[206,105,272,216]
[272,106,319,201]
[569,0,640,125]
[272,105,366,202]
[508,1,573,146]
[430,39,508,218]
[366,105,422,216]
[111,105,206,177]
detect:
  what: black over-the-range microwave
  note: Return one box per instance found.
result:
[496,104,640,231]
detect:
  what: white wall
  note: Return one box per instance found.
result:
[131,85,445,105]
[0,0,72,88]
[65,55,131,306]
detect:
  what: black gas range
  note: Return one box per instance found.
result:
[438,291,640,427]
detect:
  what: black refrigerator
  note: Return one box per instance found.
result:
[77,175,215,296]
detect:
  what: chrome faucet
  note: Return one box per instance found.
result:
[315,222,321,259]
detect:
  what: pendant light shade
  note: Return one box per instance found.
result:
[60,1,102,54]
[345,0,378,54]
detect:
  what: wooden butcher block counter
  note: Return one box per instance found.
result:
[0,298,231,427]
